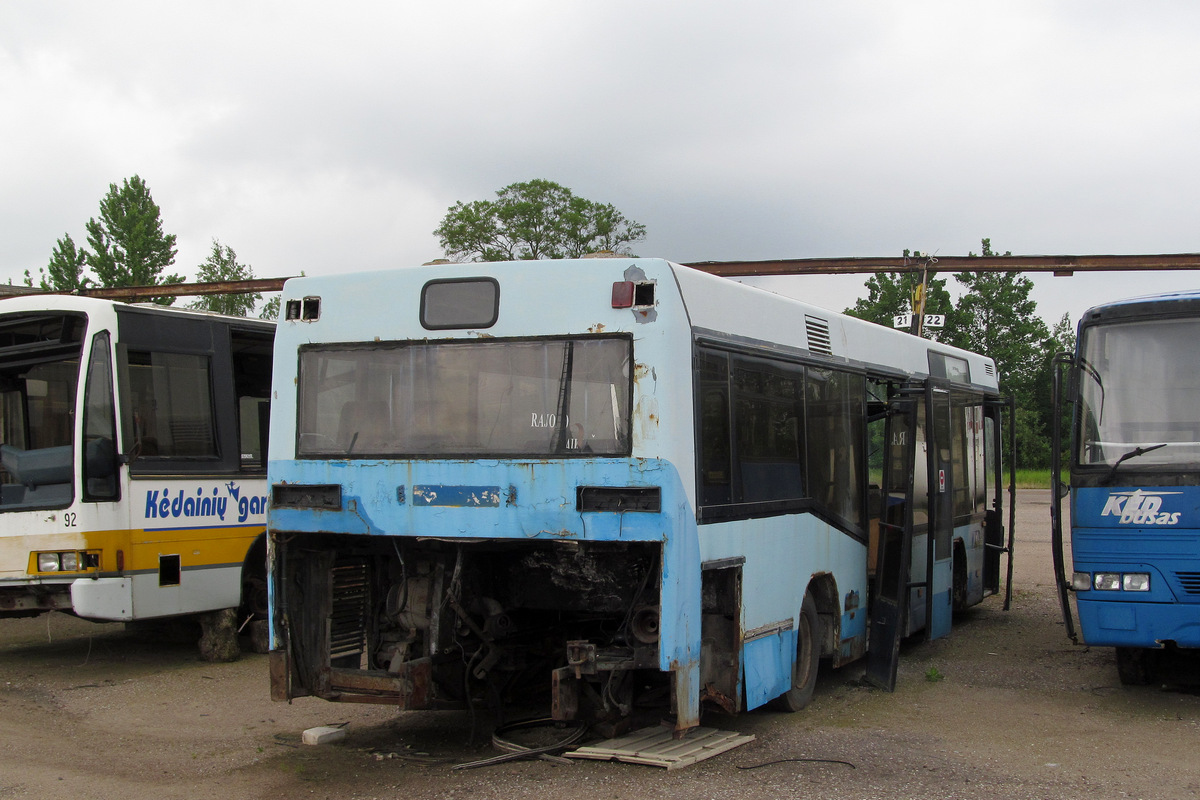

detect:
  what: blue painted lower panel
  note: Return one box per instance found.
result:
[841,605,866,640]
[743,629,795,710]
[1077,597,1200,648]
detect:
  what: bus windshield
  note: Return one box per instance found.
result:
[0,313,85,509]
[1077,316,1200,468]
[297,336,632,458]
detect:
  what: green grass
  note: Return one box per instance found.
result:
[1014,469,1050,489]
[875,467,1055,489]
[1013,469,1070,489]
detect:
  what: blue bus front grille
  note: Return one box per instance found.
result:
[1175,572,1200,595]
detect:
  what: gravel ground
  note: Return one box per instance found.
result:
[2,489,1198,800]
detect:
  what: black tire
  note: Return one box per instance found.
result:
[1116,646,1159,685]
[239,536,269,621]
[771,592,820,712]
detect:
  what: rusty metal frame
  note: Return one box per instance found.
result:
[8,252,1200,301]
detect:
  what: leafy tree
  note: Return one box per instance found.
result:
[950,239,1055,467]
[188,239,261,317]
[1028,312,1076,469]
[24,234,90,292]
[845,250,955,341]
[258,270,305,320]
[46,233,90,291]
[950,239,1049,397]
[434,179,647,262]
[85,175,183,302]
[259,295,281,321]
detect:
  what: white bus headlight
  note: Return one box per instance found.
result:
[35,551,88,572]
[1072,572,1093,591]
[1094,572,1122,591]
[1122,573,1151,592]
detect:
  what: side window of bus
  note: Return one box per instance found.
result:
[127,351,217,460]
[231,330,273,471]
[697,349,732,506]
[82,332,119,501]
[806,368,865,531]
[732,356,804,504]
[696,347,807,512]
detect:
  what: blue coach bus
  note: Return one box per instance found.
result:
[267,257,1011,733]
[1053,291,1200,683]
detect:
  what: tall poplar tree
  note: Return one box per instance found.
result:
[85,175,183,301]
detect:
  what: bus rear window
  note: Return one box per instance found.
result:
[297,336,632,458]
[420,278,500,330]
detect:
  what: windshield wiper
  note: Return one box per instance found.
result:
[1102,443,1167,485]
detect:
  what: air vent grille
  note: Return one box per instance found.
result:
[805,315,833,356]
[1175,571,1200,595]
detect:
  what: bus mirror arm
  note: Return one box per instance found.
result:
[119,441,142,467]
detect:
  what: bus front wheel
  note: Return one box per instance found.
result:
[771,592,820,712]
[1116,646,1159,685]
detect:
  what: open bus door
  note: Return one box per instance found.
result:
[865,384,920,691]
[925,382,955,640]
[983,395,1017,611]
[1050,352,1079,643]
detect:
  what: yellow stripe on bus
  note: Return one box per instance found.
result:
[23,526,265,576]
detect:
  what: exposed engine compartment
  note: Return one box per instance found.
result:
[272,534,669,724]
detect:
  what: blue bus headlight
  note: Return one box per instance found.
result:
[1122,573,1151,592]
[1072,572,1092,591]
[1094,572,1122,591]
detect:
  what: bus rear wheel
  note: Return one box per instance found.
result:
[771,592,820,712]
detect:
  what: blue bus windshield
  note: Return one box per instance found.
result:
[1078,316,1200,468]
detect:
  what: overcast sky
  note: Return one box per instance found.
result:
[3,1,1199,327]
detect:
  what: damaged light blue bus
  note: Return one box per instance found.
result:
[267,258,1012,734]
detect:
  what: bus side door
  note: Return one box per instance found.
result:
[925,382,955,641]
[865,385,920,691]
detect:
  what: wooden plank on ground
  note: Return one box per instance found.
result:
[565,725,754,770]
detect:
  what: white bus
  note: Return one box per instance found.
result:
[0,295,273,655]
[267,258,1011,730]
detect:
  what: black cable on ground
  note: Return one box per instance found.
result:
[737,757,857,770]
[452,718,588,770]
